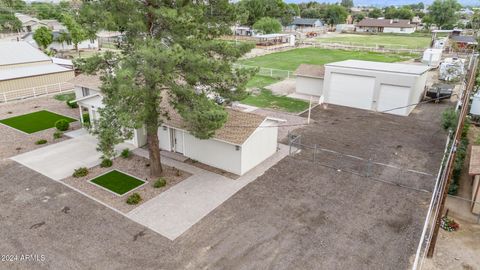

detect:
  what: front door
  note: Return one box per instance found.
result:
[170,129,183,153]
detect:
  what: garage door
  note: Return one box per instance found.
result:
[327,73,375,110]
[377,84,411,116]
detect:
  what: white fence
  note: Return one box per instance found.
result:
[233,64,295,79]
[0,82,75,104]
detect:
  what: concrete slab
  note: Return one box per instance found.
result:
[128,144,289,240]
[64,128,88,138]
[11,134,135,181]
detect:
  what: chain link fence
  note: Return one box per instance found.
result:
[233,64,295,80]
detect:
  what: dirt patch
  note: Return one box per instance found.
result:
[62,154,191,213]
[185,159,239,179]
[0,95,81,159]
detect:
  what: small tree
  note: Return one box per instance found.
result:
[61,14,87,53]
[368,8,383,19]
[428,0,462,29]
[324,5,348,27]
[253,17,282,34]
[55,31,71,52]
[33,26,53,51]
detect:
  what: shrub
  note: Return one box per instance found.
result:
[82,113,90,124]
[53,131,63,139]
[441,108,458,130]
[66,99,78,108]
[55,119,70,131]
[100,158,113,168]
[54,93,75,101]
[153,177,167,188]
[72,167,88,178]
[35,139,47,145]
[126,193,142,205]
[121,148,131,159]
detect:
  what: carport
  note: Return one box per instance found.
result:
[323,60,430,116]
[11,133,135,180]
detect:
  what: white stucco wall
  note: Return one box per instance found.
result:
[240,120,278,175]
[74,86,100,99]
[183,131,242,175]
[296,76,324,96]
[383,27,415,34]
[158,126,172,151]
[323,65,428,116]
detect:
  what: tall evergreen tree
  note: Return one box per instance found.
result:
[76,0,254,177]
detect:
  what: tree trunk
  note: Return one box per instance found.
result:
[147,124,163,177]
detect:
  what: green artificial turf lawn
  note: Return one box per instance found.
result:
[241,89,309,113]
[0,110,76,134]
[239,47,415,71]
[315,34,431,49]
[90,170,145,195]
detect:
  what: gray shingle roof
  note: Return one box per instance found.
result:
[292,18,322,26]
[356,18,414,28]
[451,35,478,44]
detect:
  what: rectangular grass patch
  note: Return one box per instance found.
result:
[90,170,146,196]
[0,110,76,134]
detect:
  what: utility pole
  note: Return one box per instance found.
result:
[427,53,479,258]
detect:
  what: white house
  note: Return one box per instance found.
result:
[294,64,324,96]
[356,18,416,34]
[322,60,430,116]
[70,74,281,175]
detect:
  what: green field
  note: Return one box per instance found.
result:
[0,110,77,134]
[246,75,280,89]
[242,89,309,113]
[239,48,414,71]
[90,170,145,195]
[315,34,431,49]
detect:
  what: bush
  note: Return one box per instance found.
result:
[153,177,167,188]
[53,131,63,139]
[72,167,88,178]
[66,99,78,108]
[55,119,70,131]
[35,139,47,145]
[441,108,458,130]
[126,193,142,205]
[121,148,131,159]
[82,113,90,124]
[100,158,113,168]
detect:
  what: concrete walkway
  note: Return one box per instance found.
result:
[128,144,290,240]
[11,133,135,181]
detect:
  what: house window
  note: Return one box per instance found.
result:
[81,87,90,97]
[400,28,405,32]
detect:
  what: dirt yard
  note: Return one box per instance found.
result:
[0,95,80,160]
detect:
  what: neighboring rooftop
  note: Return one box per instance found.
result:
[70,74,269,145]
[0,64,72,81]
[0,42,51,66]
[356,18,414,28]
[451,35,478,44]
[326,60,430,75]
[470,146,480,175]
[292,18,322,26]
[294,64,325,78]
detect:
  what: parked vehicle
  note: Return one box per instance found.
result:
[425,83,454,102]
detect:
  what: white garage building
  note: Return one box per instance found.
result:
[323,60,430,116]
[294,64,324,96]
[71,74,281,176]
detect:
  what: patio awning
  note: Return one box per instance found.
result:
[74,94,103,108]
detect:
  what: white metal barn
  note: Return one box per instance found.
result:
[323,60,430,116]
[294,64,325,96]
[71,74,280,176]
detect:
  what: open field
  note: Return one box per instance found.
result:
[0,110,76,134]
[246,75,280,89]
[239,47,415,71]
[316,34,431,49]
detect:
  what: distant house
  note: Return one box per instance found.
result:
[0,42,74,102]
[290,18,323,29]
[70,74,282,176]
[450,35,478,50]
[356,18,416,34]
[291,18,323,29]
[232,26,255,36]
[15,13,44,32]
[39,19,66,31]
